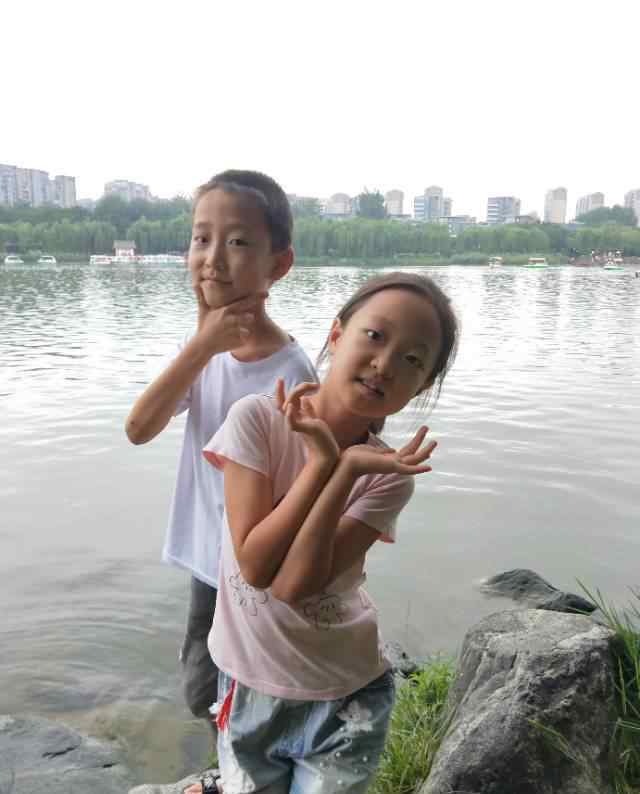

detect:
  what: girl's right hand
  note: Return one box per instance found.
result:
[194,287,267,354]
[275,379,339,466]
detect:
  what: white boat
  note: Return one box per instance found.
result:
[603,259,624,271]
[37,254,57,265]
[488,256,503,267]
[525,257,548,268]
[3,254,24,265]
[140,253,187,264]
[89,255,113,265]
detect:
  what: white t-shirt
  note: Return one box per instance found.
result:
[162,334,316,587]
[203,394,414,700]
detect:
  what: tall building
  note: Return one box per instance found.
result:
[324,193,352,217]
[384,189,404,217]
[575,192,604,218]
[0,163,77,207]
[413,186,451,221]
[544,187,568,224]
[104,180,151,202]
[624,189,640,226]
[54,175,77,208]
[0,164,18,205]
[487,196,521,225]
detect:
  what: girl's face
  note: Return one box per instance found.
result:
[325,288,443,420]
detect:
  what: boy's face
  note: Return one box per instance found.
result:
[189,188,291,309]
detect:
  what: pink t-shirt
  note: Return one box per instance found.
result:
[202,394,414,701]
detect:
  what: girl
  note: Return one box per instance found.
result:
[187,272,459,794]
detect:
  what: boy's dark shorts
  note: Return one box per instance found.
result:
[181,576,219,719]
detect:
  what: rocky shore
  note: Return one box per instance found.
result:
[1,570,622,794]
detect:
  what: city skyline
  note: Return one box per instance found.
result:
[2,159,638,226]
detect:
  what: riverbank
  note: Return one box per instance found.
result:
[296,253,569,267]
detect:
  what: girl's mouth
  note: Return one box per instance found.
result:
[355,377,384,397]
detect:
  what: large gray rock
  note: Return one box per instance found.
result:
[0,714,134,794]
[421,610,617,794]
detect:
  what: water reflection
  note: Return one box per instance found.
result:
[1,261,639,782]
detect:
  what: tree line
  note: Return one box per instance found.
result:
[2,195,640,258]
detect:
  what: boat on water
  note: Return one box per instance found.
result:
[89,255,113,265]
[525,257,548,269]
[603,250,624,271]
[37,254,57,265]
[488,256,503,267]
[4,254,24,265]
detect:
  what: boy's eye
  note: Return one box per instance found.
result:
[228,237,249,247]
[366,329,382,341]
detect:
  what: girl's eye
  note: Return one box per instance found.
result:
[228,238,248,247]
[406,354,424,369]
[366,329,382,341]
[193,235,207,244]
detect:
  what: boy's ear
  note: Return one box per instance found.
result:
[328,318,343,352]
[269,246,294,284]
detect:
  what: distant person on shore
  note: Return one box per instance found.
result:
[184,272,459,794]
[125,171,316,740]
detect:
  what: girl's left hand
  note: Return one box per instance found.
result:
[274,379,339,465]
[342,426,436,478]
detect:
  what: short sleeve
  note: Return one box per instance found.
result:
[344,474,414,543]
[203,395,270,476]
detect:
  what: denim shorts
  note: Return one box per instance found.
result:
[214,669,395,794]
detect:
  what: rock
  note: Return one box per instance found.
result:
[536,592,598,614]
[480,568,596,613]
[421,610,617,794]
[383,640,420,677]
[0,714,135,794]
[129,768,219,794]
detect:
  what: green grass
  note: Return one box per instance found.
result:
[579,584,640,794]
[368,659,455,794]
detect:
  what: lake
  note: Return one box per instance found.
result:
[1,261,639,783]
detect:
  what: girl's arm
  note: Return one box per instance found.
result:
[269,430,435,603]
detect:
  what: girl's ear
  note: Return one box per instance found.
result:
[328,318,343,353]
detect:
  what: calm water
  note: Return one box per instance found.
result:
[1,262,639,782]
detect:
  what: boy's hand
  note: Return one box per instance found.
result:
[274,379,338,466]
[342,426,436,478]
[194,287,268,355]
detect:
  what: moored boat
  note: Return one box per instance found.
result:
[89,255,113,265]
[37,254,57,264]
[488,256,503,267]
[525,257,548,268]
[3,254,24,265]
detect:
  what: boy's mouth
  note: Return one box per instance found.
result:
[355,377,384,397]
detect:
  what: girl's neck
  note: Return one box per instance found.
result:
[310,389,373,449]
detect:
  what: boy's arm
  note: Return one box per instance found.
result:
[125,335,214,444]
[125,292,266,444]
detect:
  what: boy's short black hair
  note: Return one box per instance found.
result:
[194,170,293,253]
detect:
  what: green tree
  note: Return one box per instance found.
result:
[356,190,386,220]
[576,205,637,227]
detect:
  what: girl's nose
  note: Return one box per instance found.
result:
[372,351,394,379]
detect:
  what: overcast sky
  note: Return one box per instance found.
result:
[4,0,638,220]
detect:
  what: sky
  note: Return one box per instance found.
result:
[3,0,638,220]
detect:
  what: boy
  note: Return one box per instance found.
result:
[125,170,316,734]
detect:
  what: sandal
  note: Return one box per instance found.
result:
[183,770,221,794]
[201,771,221,793]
